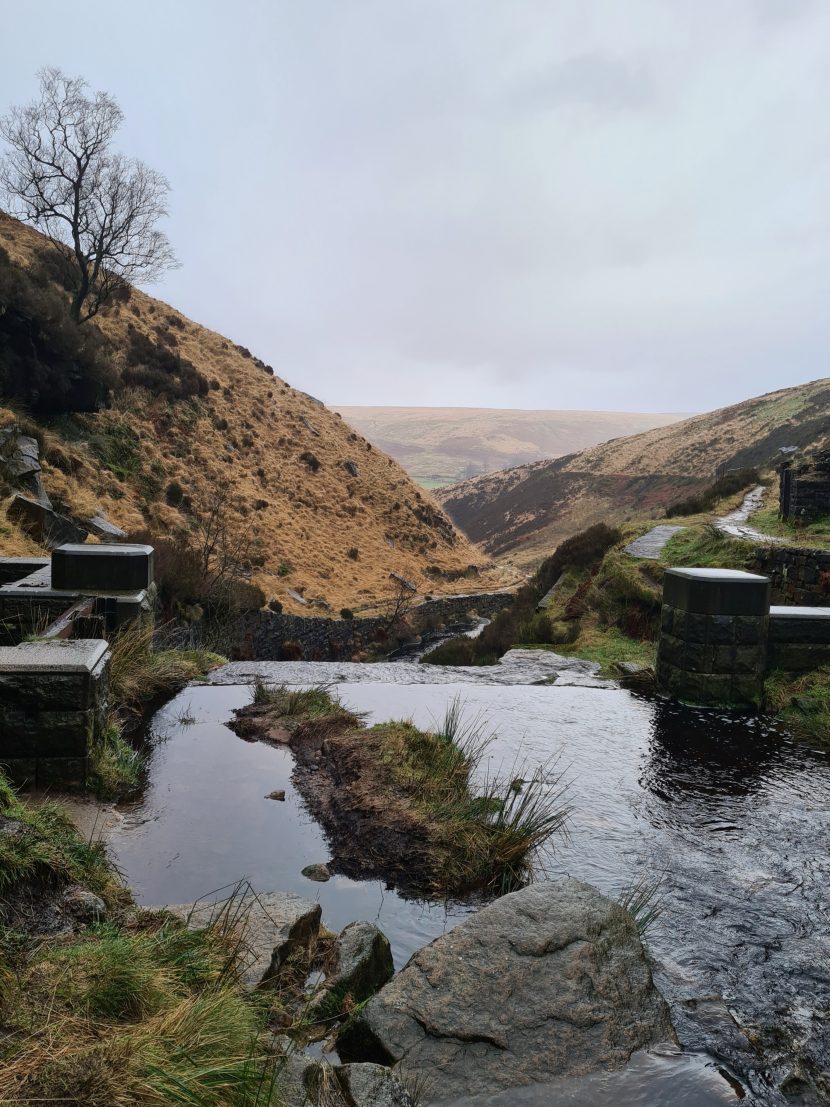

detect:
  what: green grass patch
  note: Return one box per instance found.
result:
[764,668,830,742]
[549,628,657,676]
[747,503,830,547]
[660,523,752,570]
[0,775,121,905]
[250,679,353,720]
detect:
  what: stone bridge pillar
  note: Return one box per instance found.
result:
[656,568,770,707]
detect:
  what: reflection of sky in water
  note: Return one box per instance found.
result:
[109,675,830,1106]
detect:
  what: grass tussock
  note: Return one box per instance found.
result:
[250,678,353,722]
[0,909,283,1107]
[0,774,121,905]
[764,668,830,743]
[659,523,752,570]
[110,621,224,716]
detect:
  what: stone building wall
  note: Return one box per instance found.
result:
[750,547,830,607]
[779,452,830,522]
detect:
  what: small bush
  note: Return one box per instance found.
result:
[268,599,283,614]
[667,468,760,517]
[0,248,115,413]
[340,607,355,620]
[347,547,359,560]
[299,451,321,472]
[122,330,209,401]
[165,479,185,507]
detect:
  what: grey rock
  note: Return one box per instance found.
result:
[7,494,88,549]
[61,885,106,922]
[335,1064,415,1107]
[160,890,321,988]
[288,588,309,606]
[339,879,673,1100]
[389,572,417,593]
[330,921,394,1002]
[302,863,331,882]
[0,426,50,506]
[87,513,127,539]
[278,1049,341,1107]
[624,525,686,560]
[300,416,320,437]
[344,461,359,478]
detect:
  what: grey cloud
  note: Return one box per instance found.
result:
[0,0,828,415]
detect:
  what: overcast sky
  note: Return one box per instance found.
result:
[2,1,829,413]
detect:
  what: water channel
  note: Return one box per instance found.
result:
[105,650,830,1106]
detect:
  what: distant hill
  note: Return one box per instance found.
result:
[436,380,830,566]
[0,215,504,612]
[335,406,686,488]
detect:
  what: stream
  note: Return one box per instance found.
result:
[104,650,830,1106]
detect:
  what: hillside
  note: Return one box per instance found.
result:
[335,406,685,488]
[0,215,506,612]
[437,378,830,565]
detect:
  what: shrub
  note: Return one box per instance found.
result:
[299,451,321,472]
[165,479,185,507]
[0,247,115,413]
[667,468,760,517]
[268,599,283,614]
[347,547,359,560]
[340,607,355,620]
[122,330,209,401]
[280,640,304,660]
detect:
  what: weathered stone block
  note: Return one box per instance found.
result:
[708,615,736,645]
[0,640,109,789]
[701,674,733,704]
[38,757,87,789]
[731,676,764,707]
[663,568,770,616]
[735,616,765,645]
[52,543,154,592]
[0,556,50,585]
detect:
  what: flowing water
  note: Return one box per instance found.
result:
[105,651,830,1106]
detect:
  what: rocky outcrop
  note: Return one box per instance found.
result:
[0,425,49,505]
[7,493,89,549]
[161,890,322,989]
[338,879,673,1100]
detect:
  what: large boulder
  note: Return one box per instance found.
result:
[338,879,673,1100]
[160,890,321,989]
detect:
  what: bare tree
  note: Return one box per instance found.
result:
[0,68,177,322]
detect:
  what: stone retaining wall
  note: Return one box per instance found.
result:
[750,546,830,607]
[235,591,515,661]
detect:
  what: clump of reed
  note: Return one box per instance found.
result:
[250,679,358,724]
[367,696,570,896]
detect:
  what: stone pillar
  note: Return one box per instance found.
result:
[656,568,770,707]
[0,639,110,789]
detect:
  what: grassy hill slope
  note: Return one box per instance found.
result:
[0,215,503,612]
[437,379,830,564]
[336,405,685,488]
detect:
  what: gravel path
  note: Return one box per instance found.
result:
[713,485,785,544]
[624,524,687,560]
